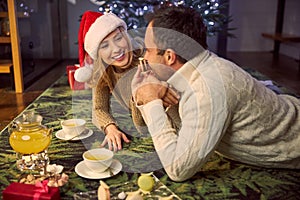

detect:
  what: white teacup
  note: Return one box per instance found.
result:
[61,119,86,138]
[83,148,113,173]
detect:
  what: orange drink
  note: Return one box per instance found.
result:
[9,129,51,154]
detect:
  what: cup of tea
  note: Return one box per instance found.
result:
[83,148,113,173]
[61,119,86,138]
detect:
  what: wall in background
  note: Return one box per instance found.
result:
[65,0,300,60]
[228,0,300,59]
[66,1,97,61]
[280,0,300,59]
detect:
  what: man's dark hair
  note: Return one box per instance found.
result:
[146,5,208,63]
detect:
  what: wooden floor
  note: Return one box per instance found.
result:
[0,52,299,131]
[0,59,77,131]
[227,51,300,95]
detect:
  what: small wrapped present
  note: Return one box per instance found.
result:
[66,65,85,90]
[2,181,60,200]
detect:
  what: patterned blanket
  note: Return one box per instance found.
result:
[0,68,299,200]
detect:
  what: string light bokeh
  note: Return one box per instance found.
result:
[18,1,34,17]
[94,0,232,36]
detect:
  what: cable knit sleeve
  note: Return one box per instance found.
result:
[92,83,117,132]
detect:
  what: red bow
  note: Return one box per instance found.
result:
[34,180,49,200]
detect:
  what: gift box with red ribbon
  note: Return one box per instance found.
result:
[66,65,85,90]
[2,182,60,200]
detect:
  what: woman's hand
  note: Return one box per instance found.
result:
[100,124,130,151]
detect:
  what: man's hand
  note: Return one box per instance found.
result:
[132,64,179,106]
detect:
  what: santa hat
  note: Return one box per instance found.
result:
[84,13,127,60]
[78,11,103,66]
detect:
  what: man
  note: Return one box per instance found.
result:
[131,5,300,182]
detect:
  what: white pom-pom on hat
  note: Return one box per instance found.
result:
[84,13,127,60]
[74,65,93,83]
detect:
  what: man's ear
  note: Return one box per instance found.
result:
[164,49,177,65]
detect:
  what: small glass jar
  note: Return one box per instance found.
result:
[1,17,10,36]
[8,111,52,173]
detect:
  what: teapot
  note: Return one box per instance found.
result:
[8,110,52,173]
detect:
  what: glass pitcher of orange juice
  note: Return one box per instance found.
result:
[8,110,52,173]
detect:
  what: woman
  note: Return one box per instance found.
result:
[82,12,144,152]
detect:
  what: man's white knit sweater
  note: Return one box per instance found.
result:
[138,50,300,182]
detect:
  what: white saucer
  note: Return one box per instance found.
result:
[55,129,93,141]
[75,159,122,179]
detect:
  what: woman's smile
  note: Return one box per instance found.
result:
[112,51,126,61]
